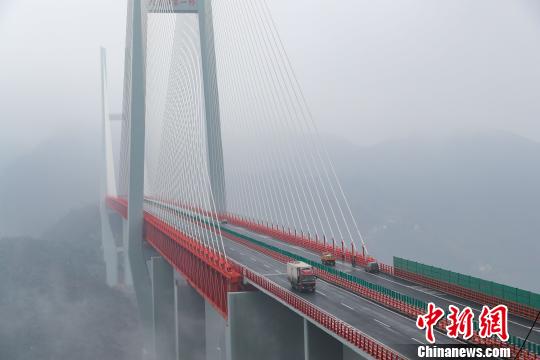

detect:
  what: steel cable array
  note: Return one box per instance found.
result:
[116,0,372,268]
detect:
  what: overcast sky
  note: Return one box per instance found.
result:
[1,0,540,152]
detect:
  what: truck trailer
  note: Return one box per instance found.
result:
[287,261,316,292]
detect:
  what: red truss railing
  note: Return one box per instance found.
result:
[222,212,537,323]
[243,268,405,360]
[106,196,242,318]
[218,226,424,317]
[210,224,539,360]
[108,197,538,359]
[106,196,128,218]
[222,213,375,267]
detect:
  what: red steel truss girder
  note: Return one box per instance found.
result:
[244,269,405,360]
[146,199,537,322]
[106,196,128,219]
[223,212,538,325]
[213,223,425,318]
[144,215,242,318]
[107,197,538,359]
[222,213,375,267]
[214,224,540,359]
[105,196,242,318]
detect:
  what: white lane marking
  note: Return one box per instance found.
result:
[263,264,271,269]
[262,272,286,276]
[409,285,446,297]
[316,280,466,342]
[373,319,391,328]
[239,251,245,256]
[236,226,525,330]
[316,290,328,297]
[411,338,424,345]
[224,231,517,342]
[341,303,354,310]
[250,257,257,262]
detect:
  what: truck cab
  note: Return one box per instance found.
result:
[287,261,316,292]
[320,251,336,266]
[365,261,380,274]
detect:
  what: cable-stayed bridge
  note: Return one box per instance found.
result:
[99,1,540,359]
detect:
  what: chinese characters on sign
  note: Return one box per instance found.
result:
[416,303,445,343]
[416,303,509,343]
[478,305,509,341]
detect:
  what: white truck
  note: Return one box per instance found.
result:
[286,261,316,292]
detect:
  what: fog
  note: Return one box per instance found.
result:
[2,0,540,151]
[0,1,539,359]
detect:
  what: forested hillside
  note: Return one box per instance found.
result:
[0,206,142,360]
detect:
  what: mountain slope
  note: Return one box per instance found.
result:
[0,134,100,236]
[0,206,142,360]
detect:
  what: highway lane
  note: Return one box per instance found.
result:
[223,235,461,359]
[144,201,462,358]
[148,201,540,356]
[223,223,540,343]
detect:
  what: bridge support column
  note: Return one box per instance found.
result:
[99,208,118,286]
[124,0,154,356]
[174,273,205,360]
[122,220,133,287]
[205,301,227,360]
[227,291,304,360]
[304,319,344,360]
[342,345,367,360]
[150,257,175,360]
[304,319,310,360]
[99,47,119,287]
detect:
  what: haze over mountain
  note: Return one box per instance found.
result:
[0,206,142,360]
[1,130,538,292]
[326,130,540,292]
[0,133,100,237]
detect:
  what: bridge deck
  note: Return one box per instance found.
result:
[224,235,460,358]
[223,223,540,344]
[147,201,461,358]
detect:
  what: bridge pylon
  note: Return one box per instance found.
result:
[118,0,229,358]
[99,47,120,288]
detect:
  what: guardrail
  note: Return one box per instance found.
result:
[217,219,540,359]
[223,213,375,267]
[145,199,540,358]
[392,259,539,322]
[243,268,406,360]
[106,196,242,318]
